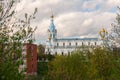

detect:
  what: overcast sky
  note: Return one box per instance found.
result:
[16,0,120,44]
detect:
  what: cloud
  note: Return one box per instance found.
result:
[82,0,98,11]
[34,11,115,41]
[15,0,120,43]
[82,18,93,27]
[55,12,115,37]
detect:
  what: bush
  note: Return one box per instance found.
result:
[46,47,120,80]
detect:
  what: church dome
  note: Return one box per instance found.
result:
[48,15,56,32]
[49,19,56,32]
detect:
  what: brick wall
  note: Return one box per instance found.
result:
[26,43,37,75]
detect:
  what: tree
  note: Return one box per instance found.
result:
[89,47,120,80]
[46,47,120,80]
[37,44,45,60]
[37,45,45,54]
[0,0,37,80]
[46,50,89,80]
[109,7,120,47]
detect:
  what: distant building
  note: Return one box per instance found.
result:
[45,15,102,55]
[20,43,37,75]
[26,43,37,75]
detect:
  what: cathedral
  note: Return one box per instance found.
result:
[45,15,102,55]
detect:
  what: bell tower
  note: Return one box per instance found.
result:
[47,15,57,41]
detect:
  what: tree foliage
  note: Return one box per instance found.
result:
[46,47,120,80]
[89,47,120,80]
[37,44,45,60]
[0,0,37,80]
[109,7,120,46]
[46,48,89,80]
[37,45,55,61]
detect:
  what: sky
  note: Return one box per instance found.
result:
[16,0,120,44]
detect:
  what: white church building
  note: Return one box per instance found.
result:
[45,15,102,55]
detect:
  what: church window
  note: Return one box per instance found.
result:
[82,42,84,45]
[76,42,77,46]
[69,43,71,46]
[88,42,90,46]
[57,43,59,46]
[95,42,97,45]
[63,43,65,46]
[48,49,49,52]
[55,30,57,33]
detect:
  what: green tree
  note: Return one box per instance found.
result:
[37,44,45,60]
[0,0,37,80]
[37,62,48,80]
[46,49,89,80]
[89,47,120,80]
[46,46,120,80]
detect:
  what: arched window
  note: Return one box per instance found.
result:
[69,43,71,46]
[76,42,77,46]
[57,43,59,46]
[82,42,84,46]
[63,43,65,46]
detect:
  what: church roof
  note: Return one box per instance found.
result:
[48,18,56,32]
[57,37,98,41]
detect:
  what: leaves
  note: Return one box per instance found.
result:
[47,47,120,80]
[0,0,37,80]
[109,6,120,46]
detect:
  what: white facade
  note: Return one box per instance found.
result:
[45,16,102,55]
